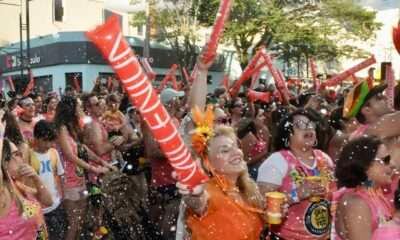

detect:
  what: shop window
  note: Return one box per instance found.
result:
[34,75,53,94]
[65,72,82,91]
[54,0,64,22]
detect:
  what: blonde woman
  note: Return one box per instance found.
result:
[178,124,265,240]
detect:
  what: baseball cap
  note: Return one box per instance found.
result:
[343,81,387,119]
[160,88,184,104]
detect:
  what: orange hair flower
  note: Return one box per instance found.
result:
[191,105,214,156]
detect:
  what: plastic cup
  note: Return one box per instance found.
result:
[305,176,322,202]
[265,192,286,224]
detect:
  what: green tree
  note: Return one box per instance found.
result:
[201,0,381,71]
[130,0,204,75]
[130,0,381,76]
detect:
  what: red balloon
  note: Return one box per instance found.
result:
[247,89,271,103]
[393,24,400,55]
[261,52,290,104]
[324,56,376,87]
[86,15,208,188]
[202,0,232,64]
[229,49,264,97]
[309,58,320,93]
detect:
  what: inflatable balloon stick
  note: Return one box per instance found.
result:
[201,0,232,64]
[309,58,320,93]
[247,89,271,103]
[393,23,400,54]
[385,65,395,110]
[229,49,265,96]
[220,74,230,90]
[159,64,178,91]
[189,64,198,84]
[182,67,192,83]
[324,56,376,87]
[261,52,290,104]
[190,0,232,83]
[142,58,156,81]
[86,15,208,188]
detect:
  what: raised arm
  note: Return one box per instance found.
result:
[366,111,400,139]
[188,53,217,111]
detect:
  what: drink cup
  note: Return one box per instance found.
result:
[265,191,286,224]
[305,176,322,202]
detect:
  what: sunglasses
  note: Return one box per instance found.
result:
[215,117,230,125]
[293,120,316,130]
[375,155,391,166]
[91,101,101,107]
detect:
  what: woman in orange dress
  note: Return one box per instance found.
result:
[178,108,266,240]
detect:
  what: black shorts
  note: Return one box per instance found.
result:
[44,204,68,240]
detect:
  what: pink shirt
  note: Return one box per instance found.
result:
[372,223,400,239]
[331,187,393,240]
[349,124,369,140]
[0,197,46,240]
[273,150,335,240]
[59,132,85,188]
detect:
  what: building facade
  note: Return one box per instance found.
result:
[0,0,225,93]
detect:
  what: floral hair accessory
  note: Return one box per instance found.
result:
[191,105,214,156]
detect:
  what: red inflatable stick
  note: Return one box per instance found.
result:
[23,70,35,97]
[324,56,376,87]
[189,64,198,84]
[159,64,178,91]
[393,23,400,54]
[385,64,395,110]
[182,67,191,83]
[261,52,290,104]
[86,15,208,188]
[229,49,264,96]
[220,74,230,90]
[142,58,156,81]
[247,89,271,103]
[7,76,15,92]
[201,0,232,64]
[309,58,320,93]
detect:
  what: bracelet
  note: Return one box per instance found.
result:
[291,189,300,203]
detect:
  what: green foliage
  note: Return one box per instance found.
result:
[129,0,382,74]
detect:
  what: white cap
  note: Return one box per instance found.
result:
[160,88,184,104]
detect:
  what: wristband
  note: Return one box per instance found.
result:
[291,189,300,203]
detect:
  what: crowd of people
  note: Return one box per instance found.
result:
[0,55,400,240]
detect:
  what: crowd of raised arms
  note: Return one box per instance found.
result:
[0,52,400,240]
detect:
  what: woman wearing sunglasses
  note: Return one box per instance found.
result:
[332,136,394,240]
[257,109,335,240]
[0,110,53,239]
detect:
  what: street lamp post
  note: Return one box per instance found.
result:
[25,0,31,74]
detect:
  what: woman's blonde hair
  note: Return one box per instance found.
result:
[210,126,264,208]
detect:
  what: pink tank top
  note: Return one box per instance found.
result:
[273,150,335,240]
[331,187,393,240]
[0,197,46,240]
[372,223,400,239]
[349,124,369,140]
[59,132,85,188]
[249,139,267,158]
